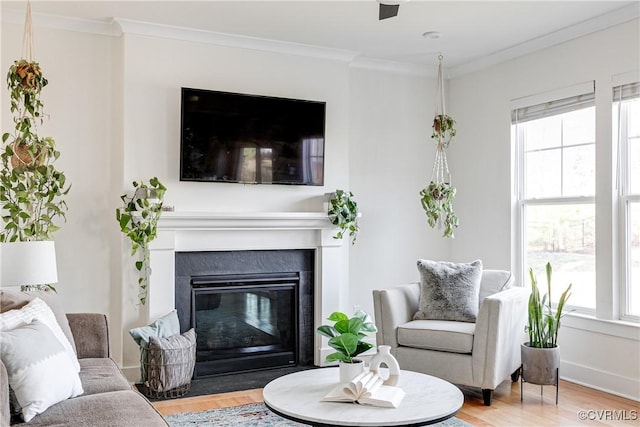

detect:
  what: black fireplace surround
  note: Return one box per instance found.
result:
[175,249,314,378]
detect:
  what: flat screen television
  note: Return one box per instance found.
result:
[180,88,326,185]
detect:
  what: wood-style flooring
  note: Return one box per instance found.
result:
[153,380,639,426]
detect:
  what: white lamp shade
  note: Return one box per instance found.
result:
[1,241,58,287]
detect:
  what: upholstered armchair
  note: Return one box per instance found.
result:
[372,268,529,405]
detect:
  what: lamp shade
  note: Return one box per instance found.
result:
[1,241,58,287]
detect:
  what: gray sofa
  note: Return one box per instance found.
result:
[0,313,168,426]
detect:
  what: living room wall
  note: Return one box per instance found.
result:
[1,15,444,372]
[447,19,640,399]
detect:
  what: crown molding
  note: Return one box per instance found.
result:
[1,7,120,37]
[350,56,435,77]
[449,3,640,78]
[113,18,358,63]
[2,3,638,78]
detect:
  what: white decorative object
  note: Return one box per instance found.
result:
[369,345,400,386]
[339,359,365,384]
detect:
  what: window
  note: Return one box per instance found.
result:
[513,86,596,309]
[614,81,640,319]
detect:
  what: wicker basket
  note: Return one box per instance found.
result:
[140,340,196,399]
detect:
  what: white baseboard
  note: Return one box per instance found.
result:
[561,360,640,402]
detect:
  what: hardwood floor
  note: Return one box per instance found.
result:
[153,380,639,426]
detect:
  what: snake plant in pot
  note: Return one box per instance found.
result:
[317,311,377,383]
[521,262,572,389]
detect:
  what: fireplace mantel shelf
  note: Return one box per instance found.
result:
[157,211,335,231]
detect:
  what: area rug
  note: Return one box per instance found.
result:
[165,402,471,427]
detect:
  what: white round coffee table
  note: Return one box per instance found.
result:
[263,368,463,426]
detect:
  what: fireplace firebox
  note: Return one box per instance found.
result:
[175,250,314,378]
[191,273,298,376]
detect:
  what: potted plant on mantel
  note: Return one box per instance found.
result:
[0,59,71,289]
[521,262,572,402]
[116,178,166,305]
[327,189,360,245]
[317,311,377,383]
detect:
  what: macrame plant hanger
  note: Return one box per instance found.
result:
[430,54,451,189]
[22,0,35,62]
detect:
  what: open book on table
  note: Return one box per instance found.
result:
[322,371,405,408]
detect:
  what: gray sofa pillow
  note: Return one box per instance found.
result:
[414,259,483,323]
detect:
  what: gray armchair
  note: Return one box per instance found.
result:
[372,270,529,405]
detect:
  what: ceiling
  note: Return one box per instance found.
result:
[1,1,639,75]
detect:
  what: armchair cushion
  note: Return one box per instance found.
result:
[414,259,483,322]
[398,320,475,354]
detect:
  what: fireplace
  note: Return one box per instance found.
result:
[142,211,348,376]
[175,249,314,378]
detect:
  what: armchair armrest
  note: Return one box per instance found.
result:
[66,313,110,359]
[372,283,420,353]
[472,287,530,389]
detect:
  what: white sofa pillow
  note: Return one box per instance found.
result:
[0,297,80,372]
[0,319,84,422]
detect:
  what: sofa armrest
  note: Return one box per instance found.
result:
[472,287,530,389]
[66,313,110,359]
[0,359,9,427]
[372,283,420,353]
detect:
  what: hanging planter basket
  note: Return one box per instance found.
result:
[420,55,459,238]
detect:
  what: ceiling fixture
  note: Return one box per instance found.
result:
[378,0,408,20]
[422,31,442,40]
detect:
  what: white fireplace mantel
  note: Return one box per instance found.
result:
[146,211,346,366]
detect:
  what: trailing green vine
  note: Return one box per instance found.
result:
[327,189,359,245]
[419,181,458,238]
[0,60,70,242]
[116,178,166,305]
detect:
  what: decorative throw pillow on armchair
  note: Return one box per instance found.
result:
[413,259,483,323]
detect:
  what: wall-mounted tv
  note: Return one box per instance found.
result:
[180,88,326,185]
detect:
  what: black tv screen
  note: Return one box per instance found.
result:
[180,88,325,185]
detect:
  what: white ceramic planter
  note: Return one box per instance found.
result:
[338,359,364,384]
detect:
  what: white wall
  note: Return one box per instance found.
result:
[348,66,449,317]
[448,19,640,399]
[1,17,442,372]
[0,23,116,323]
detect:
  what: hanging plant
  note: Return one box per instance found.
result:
[1,59,70,242]
[420,54,459,238]
[327,189,359,245]
[431,114,456,147]
[116,178,167,305]
[419,181,458,238]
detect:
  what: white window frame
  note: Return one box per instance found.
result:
[512,82,596,313]
[614,81,640,321]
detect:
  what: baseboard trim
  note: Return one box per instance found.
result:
[561,360,640,402]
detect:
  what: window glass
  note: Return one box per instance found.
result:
[525,204,595,307]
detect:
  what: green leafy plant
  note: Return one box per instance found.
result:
[419,181,458,238]
[431,114,456,147]
[526,262,572,348]
[116,178,166,305]
[0,60,70,242]
[327,189,359,244]
[316,311,377,363]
